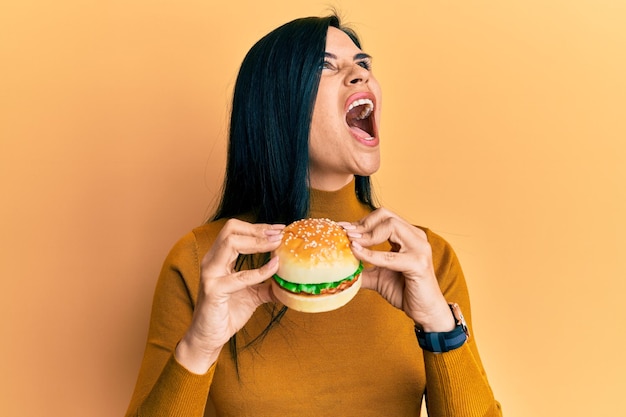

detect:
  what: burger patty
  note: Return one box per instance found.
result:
[272,263,363,296]
[301,274,360,297]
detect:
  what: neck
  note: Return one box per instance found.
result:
[308,173,354,192]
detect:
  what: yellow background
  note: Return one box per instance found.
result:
[1,1,625,416]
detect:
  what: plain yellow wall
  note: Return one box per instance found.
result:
[1,1,625,416]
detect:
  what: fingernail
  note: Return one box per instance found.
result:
[265,228,282,235]
[337,221,356,230]
[351,241,363,251]
[267,256,279,267]
[266,233,283,242]
[347,231,362,238]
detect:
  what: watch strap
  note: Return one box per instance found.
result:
[415,303,469,353]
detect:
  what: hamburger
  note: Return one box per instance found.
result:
[271,218,363,313]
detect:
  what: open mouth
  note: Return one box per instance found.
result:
[346,97,376,141]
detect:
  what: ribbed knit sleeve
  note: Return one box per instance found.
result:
[125,225,223,417]
[423,229,503,416]
[138,355,216,417]
[424,346,501,416]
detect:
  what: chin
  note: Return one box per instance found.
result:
[355,158,381,177]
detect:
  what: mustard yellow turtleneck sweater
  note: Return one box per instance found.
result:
[126,181,502,417]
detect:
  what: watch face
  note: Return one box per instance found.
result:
[450,303,470,338]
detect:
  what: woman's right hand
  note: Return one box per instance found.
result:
[175,219,284,374]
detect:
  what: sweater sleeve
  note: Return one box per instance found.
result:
[423,229,503,417]
[125,231,215,417]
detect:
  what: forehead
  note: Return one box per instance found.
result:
[325,26,362,54]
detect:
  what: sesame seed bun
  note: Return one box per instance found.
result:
[271,218,362,313]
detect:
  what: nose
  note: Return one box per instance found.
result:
[346,64,369,85]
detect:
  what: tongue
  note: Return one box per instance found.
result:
[350,126,372,139]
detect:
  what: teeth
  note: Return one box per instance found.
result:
[347,98,374,120]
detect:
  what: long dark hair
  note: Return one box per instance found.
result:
[210,14,376,369]
[213,14,374,225]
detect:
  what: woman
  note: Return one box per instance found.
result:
[126,14,502,417]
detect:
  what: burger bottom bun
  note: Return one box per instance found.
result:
[271,275,362,313]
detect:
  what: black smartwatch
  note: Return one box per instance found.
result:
[415,303,470,353]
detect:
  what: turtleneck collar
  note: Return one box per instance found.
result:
[308,178,373,222]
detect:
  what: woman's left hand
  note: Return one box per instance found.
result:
[344,208,455,332]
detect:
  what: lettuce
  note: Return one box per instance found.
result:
[272,262,363,295]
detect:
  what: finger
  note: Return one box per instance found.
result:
[351,240,430,275]
[217,219,285,245]
[358,266,380,291]
[350,208,414,243]
[349,208,430,250]
[205,220,285,270]
[337,210,400,234]
[348,216,425,252]
[336,221,357,230]
[355,208,409,230]
[215,255,280,295]
[249,279,278,306]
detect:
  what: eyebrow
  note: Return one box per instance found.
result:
[324,52,373,61]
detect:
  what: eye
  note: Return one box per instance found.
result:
[357,59,372,71]
[321,60,335,71]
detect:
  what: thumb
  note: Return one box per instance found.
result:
[250,256,281,305]
[358,266,380,291]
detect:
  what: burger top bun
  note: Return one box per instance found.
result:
[274,218,360,285]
